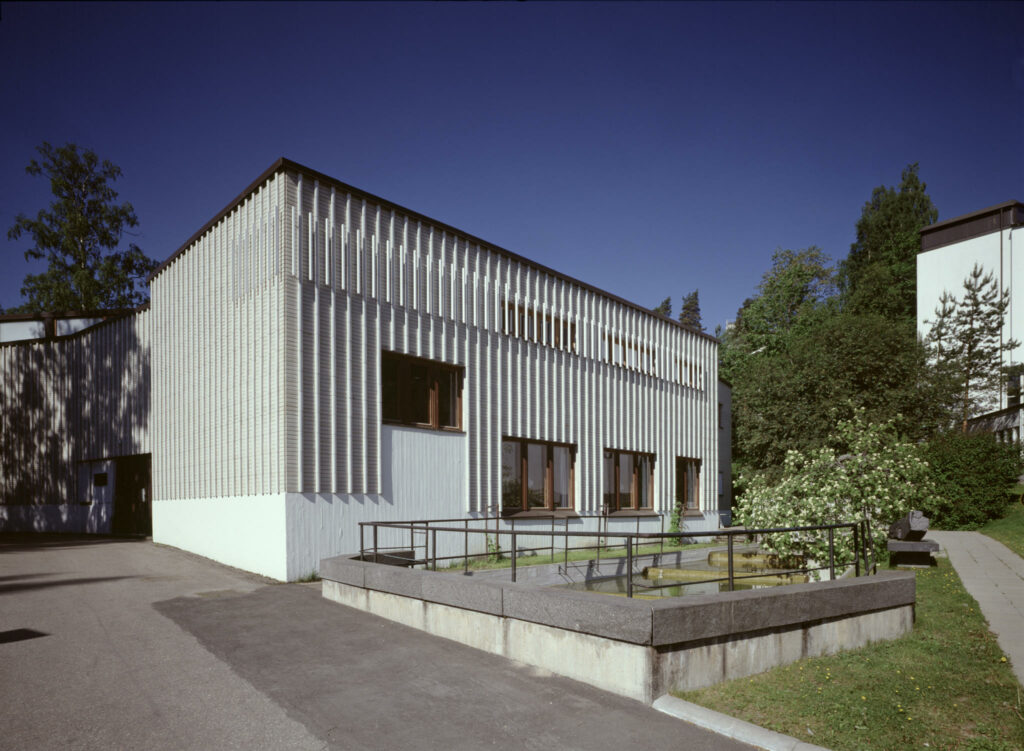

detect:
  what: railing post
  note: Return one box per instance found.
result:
[862,520,874,575]
[431,528,437,571]
[464,519,469,574]
[854,523,861,577]
[410,522,415,561]
[626,537,633,598]
[564,517,569,570]
[511,531,517,583]
[828,527,835,580]
[727,533,735,592]
[360,523,365,560]
[373,524,379,563]
[551,516,555,562]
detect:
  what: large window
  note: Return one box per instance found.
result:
[676,457,701,515]
[501,438,575,512]
[603,449,654,511]
[381,351,463,431]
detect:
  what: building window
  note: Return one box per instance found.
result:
[1008,370,1022,408]
[381,351,463,431]
[676,457,701,514]
[503,301,578,355]
[501,438,575,512]
[602,449,654,511]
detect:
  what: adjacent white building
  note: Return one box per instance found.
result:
[917,200,1024,437]
[1,158,728,580]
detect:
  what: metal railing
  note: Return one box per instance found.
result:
[357,516,877,597]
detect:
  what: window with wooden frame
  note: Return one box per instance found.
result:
[501,438,575,512]
[602,449,655,511]
[676,457,701,515]
[381,351,463,431]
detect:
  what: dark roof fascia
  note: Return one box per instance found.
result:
[966,403,1022,423]
[150,157,717,343]
[0,308,143,349]
[918,200,1024,254]
[921,200,1023,235]
[0,308,137,323]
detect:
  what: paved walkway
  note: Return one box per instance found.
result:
[0,534,753,750]
[928,531,1024,685]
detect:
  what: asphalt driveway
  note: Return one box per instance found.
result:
[0,534,752,750]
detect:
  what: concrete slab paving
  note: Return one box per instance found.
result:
[0,534,755,750]
[928,530,1024,686]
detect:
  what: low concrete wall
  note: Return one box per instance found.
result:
[320,555,915,704]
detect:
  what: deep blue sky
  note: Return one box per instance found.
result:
[2,1,1022,330]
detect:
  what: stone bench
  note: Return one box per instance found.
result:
[887,511,939,567]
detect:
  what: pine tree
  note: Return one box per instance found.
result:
[926,264,1019,431]
[652,296,672,318]
[840,163,938,323]
[679,289,703,331]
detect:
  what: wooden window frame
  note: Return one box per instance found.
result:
[603,448,655,511]
[381,351,463,432]
[676,456,702,516]
[501,437,576,514]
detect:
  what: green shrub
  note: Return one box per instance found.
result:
[736,410,937,568]
[921,431,1020,529]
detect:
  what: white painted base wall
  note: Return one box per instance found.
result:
[153,425,470,581]
[153,494,291,580]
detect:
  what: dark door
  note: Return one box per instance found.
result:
[112,454,152,535]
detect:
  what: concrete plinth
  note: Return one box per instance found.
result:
[320,554,915,703]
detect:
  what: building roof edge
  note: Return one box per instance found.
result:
[150,157,718,342]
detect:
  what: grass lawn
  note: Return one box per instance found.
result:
[677,559,1024,751]
[444,541,717,572]
[980,500,1024,559]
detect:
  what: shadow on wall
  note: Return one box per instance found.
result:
[0,315,151,533]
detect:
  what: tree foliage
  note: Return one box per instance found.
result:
[725,162,1021,539]
[736,411,938,570]
[6,142,158,313]
[725,248,833,353]
[926,263,1018,430]
[921,431,1020,529]
[651,296,672,318]
[717,247,941,474]
[679,289,703,331]
[725,304,948,474]
[839,163,938,322]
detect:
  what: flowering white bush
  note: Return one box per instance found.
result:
[736,410,940,573]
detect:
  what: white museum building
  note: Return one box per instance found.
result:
[0,158,730,580]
